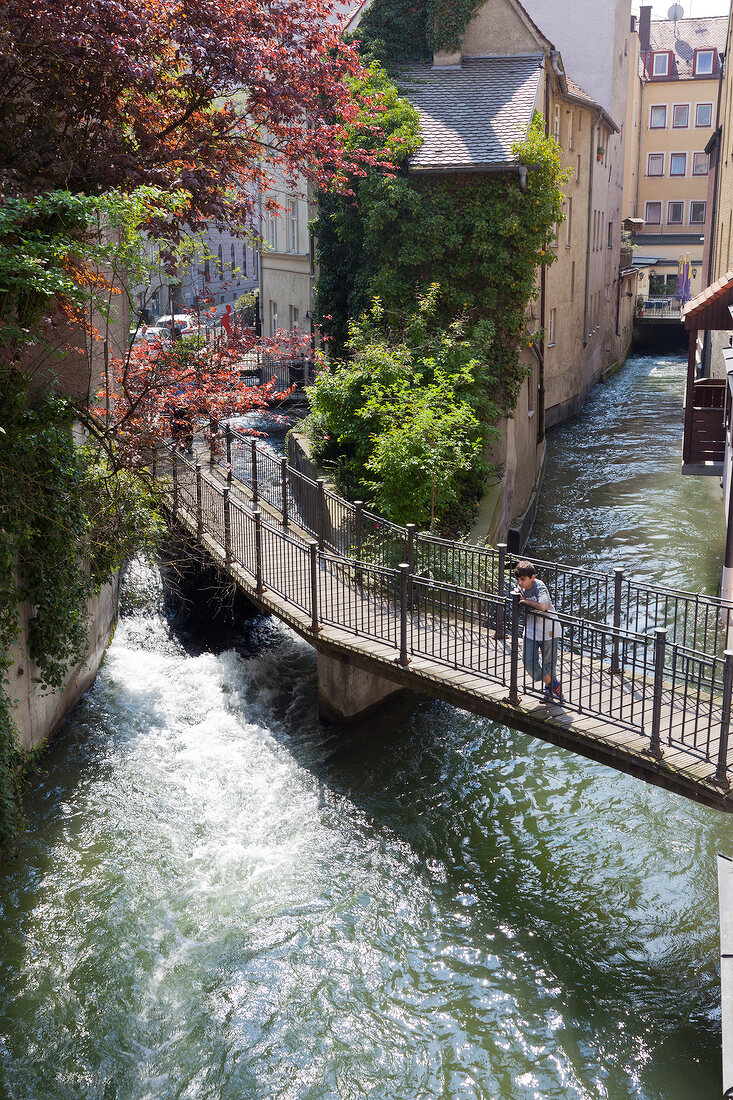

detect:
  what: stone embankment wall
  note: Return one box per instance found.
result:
[6,576,119,751]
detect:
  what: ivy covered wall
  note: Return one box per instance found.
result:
[310,51,568,531]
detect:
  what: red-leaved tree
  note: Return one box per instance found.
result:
[0,0,384,224]
[94,324,312,466]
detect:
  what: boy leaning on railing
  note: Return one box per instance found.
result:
[513,560,565,704]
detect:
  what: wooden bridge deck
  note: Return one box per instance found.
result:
[165,446,733,813]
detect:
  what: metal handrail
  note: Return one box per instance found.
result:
[213,425,733,663]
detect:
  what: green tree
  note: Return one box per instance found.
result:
[306,289,491,530]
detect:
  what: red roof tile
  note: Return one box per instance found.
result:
[682,270,733,321]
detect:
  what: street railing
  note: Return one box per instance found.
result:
[168,449,733,783]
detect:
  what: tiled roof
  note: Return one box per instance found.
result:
[641,16,728,79]
[565,76,595,105]
[398,56,543,172]
[682,269,733,321]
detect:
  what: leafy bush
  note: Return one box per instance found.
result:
[305,288,492,530]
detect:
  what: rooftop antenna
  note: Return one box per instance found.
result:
[668,3,684,32]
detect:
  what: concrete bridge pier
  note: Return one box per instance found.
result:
[317,651,405,724]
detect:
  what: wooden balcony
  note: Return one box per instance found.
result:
[682,377,726,474]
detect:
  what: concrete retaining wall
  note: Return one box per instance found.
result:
[6,575,119,751]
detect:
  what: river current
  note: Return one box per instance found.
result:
[0,355,728,1100]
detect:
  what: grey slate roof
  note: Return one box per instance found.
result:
[641,16,728,79]
[397,55,543,172]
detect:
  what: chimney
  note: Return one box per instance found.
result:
[639,5,652,53]
[432,49,462,68]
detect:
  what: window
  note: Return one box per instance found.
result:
[669,152,686,176]
[693,151,709,175]
[287,199,298,253]
[672,104,689,128]
[652,52,669,76]
[267,216,277,250]
[550,221,558,248]
[568,109,574,150]
[289,305,300,331]
[607,220,613,249]
[576,154,581,184]
[269,300,278,333]
[230,243,236,275]
[696,102,713,127]
[548,308,557,347]
[647,153,664,176]
[570,261,575,301]
[645,201,662,225]
[690,201,706,224]
[553,105,560,144]
[565,197,573,246]
[694,49,715,76]
[650,105,667,129]
[667,201,684,225]
[650,273,677,295]
[242,247,247,277]
[217,244,224,279]
[204,257,210,281]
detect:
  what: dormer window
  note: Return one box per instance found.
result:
[694,49,716,76]
[652,51,670,77]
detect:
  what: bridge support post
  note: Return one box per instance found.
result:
[647,627,666,759]
[496,543,507,640]
[225,425,233,486]
[281,458,289,528]
[251,441,259,505]
[195,464,203,539]
[354,501,363,560]
[317,651,404,724]
[508,592,521,705]
[611,567,624,674]
[223,488,232,567]
[317,479,326,551]
[309,541,320,633]
[715,650,733,786]
[253,507,264,594]
[172,451,179,521]
[398,563,410,665]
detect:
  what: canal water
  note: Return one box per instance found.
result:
[0,355,729,1100]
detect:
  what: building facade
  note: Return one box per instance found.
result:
[386,0,635,542]
[623,7,725,302]
[258,168,314,340]
[132,227,259,327]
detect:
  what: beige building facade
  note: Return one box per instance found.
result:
[623,7,725,302]
[259,168,314,341]
[388,0,634,543]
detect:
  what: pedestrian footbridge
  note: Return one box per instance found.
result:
[161,426,733,812]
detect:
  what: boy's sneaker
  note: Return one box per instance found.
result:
[542,684,554,704]
[551,679,565,703]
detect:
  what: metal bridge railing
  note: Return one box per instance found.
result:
[168,450,733,784]
[212,425,733,666]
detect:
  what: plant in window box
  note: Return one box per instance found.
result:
[596,145,605,162]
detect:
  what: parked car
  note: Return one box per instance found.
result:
[144,324,172,344]
[155,313,199,335]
